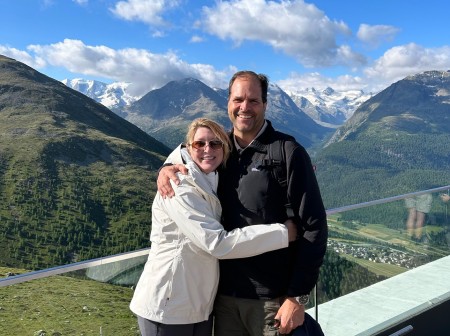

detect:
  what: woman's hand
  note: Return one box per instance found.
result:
[284,219,298,242]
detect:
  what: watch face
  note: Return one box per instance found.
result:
[296,295,309,305]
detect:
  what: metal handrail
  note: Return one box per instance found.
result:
[326,185,450,215]
[2,185,449,288]
[0,247,150,287]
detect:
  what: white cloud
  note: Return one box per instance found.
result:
[190,35,204,43]
[152,30,167,38]
[0,45,46,69]
[73,0,88,5]
[364,43,450,83]
[336,45,367,67]
[201,0,365,68]
[110,0,181,27]
[42,0,55,7]
[357,24,400,48]
[276,43,450,94]
[276,71,369,93]
[21,39,230,96]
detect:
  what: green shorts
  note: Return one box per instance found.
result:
[405,194,433,213]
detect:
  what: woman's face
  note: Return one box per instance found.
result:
[189,127,224,174]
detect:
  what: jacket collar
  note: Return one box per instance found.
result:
[230,120,276,153]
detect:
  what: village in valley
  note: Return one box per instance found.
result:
[328,239,427,270]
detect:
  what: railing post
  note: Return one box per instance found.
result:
[388,325,413,336]
[314,284,319,321]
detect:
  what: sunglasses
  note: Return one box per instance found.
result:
[190,140,224,151]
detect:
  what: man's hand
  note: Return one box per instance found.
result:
[157,164,188,198]
[274,297,305,334]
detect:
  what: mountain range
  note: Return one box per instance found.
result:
[38,66,450,207]
[63,78,372,127]
[286,86,372,126]
[63,77,373,150]
[123,78,335,149]
[61,78,136,114]
[1,53,450,270]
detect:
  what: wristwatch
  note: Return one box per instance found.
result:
[294,295,310,305]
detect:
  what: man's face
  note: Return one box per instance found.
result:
[228,76,266,141]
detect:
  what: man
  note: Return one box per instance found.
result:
[158,71,328,336]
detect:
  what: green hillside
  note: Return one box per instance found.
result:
[316,132,450,208]
[315,71,450,209]
[0,55,171,270]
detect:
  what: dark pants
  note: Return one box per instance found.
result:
[137,315,213,336]
[213,295,324,336]
[213,294,282,336]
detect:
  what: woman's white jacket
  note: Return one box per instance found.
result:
[130,145,289,324]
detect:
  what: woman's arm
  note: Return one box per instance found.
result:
[162,178,292,259]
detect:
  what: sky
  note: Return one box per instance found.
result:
[1,0,450,97]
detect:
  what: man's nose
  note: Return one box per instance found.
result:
[239,100,249,111]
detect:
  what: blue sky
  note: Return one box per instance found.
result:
[1,0,450,97]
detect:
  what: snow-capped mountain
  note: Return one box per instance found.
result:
[62,78,139,113]
[63,78,372,127]
[285,87,373,127]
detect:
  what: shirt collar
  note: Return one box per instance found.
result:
[234,120,268,151]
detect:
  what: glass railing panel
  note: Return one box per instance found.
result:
[0,251,149,335]
[317,187,450,305]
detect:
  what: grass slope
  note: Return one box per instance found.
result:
[1,267,139,336]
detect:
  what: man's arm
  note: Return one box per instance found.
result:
[157,164,189,198]
[276,142,328,332]
[287,143,328,296]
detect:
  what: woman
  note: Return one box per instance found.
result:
[130,118,296,336]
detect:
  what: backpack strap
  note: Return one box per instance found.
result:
[267,139,295,219]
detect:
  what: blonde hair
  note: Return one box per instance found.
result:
[185,118,231,165]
